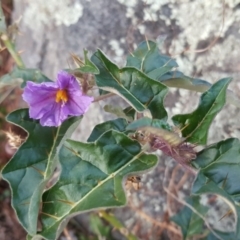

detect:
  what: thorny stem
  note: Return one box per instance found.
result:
[93,92,115,102]
[1,34,25,68]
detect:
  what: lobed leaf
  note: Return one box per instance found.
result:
[0,67,52,88]
[126,41,240,109]
[160,71,240,109]
[206,230,236,240]
[126,40,177,80]
[192,138,240,239]
[172,195,235,240]
[126,117,171,131]
[1,109,82,235]
[91,49,168,120]
[88,118,128,142]
[37,130,158,240]
[171,196,208,239]
[160,71,211,92]
[73,50,99,75]
[79,49,99,74]
[104,105,133,122]
[172,78,231,145]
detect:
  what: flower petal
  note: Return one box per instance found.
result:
[64,92,94,116]
[22,81,58,119]
[40,103,68,127]
[57,71,80,91]
[22,71,93,127]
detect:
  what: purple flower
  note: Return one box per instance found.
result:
[22,71,93,127]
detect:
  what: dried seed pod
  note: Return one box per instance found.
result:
[133,126,196,171]
[136,126,184,147]
[4,129,24,149]
[125,176,141,190]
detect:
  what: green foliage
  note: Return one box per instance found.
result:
[171,196,236,240]
[89,214,113,239]
[171,196,208,239]
[123,106,136,120]
[0,67,52,88]
[126,117,171,131]
[104,104,133,122]
[160,70,211,91]
[192,138,240,239]
[206,230,236,240]
[91,49,168,120]
[88,118,128,142]
[1,39,239,240]
[126,40,177,80]
[1,109,82,235]
[37,130,158,239]
[99,211,137,240]
[78,49,99,74]
[172,78,231,144]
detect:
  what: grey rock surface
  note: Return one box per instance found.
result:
[13,0,240,239]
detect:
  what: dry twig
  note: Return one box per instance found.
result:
[129,204,182,236]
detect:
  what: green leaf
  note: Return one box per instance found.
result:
[1,109,82,235]
[123,107,136,120]
[88,118,128,142]
[0,3,6,33]
[160,71,240,109]
[0,67,52,88]
[99,211,137,240]
[126,117,171,131]
[172,195,235,240]
[126,40,177,80]
[192,138,240,239]
[172,78,231,145]
[104,105,133,122]
[160,71,211,92]
[91,49,168,120]
[89,214,112,239]
[77,49,99,74]
[37,130,158,240]
[205,230,236,240]
[192,138,240,202]
[171,196,208,239]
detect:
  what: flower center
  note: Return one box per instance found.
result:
[56,89,68,103]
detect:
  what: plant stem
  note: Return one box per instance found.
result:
[1,33,25,68]
[99,210,137,240]
[93,93,115,102]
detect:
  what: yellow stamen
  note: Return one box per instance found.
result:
[55,89,68,103]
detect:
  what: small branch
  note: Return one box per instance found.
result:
[63,228,72,240]
[129,205,181,236]
[93,93,115,102]
[166,165,181,215]
[175,171,189,191]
